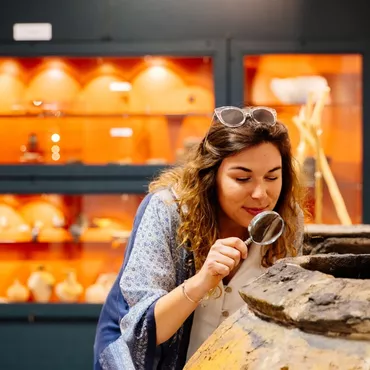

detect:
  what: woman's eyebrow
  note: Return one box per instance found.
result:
[267,166,282,173]
[229,166,282,173]
[229,166,252,173]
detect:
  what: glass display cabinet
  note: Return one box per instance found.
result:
[0,50,218,303]
[0,191,145,370]
[0,192,144,304]
[0,55,215,166]
[0,53,218,304]
[238,52,363,225]
[0,46,222,370]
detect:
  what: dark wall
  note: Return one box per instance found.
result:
[0,3,369,370]
[2,321,96,370]
[0,0,369,43]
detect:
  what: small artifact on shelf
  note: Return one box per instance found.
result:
[38,214,71,243]
[19,132,44,163]
[111,230,131,249]
[69,213,89,242]
[80,217,130,243]
[6,280,30,303]
[31,220,43,242]
[27,265,56,303]
[21,199,67,242]
[85,273,117,304]
[55,270,83,303]
[270,75,329,104]
[0,204,32,242]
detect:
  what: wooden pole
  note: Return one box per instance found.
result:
[293,109,352,225]
[310,88,328,223]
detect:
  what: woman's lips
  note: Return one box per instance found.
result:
[243,207,267,216]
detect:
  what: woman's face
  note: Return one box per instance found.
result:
[216,142,283,233]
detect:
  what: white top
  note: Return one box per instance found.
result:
[186,243,267,361]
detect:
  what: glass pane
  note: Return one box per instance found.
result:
[244,54,362,224]
[0,193,144,303]
[0,56,214,165]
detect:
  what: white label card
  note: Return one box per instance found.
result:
[13,23,52,41]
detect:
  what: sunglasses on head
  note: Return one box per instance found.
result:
[214,106,277,128]
[202,106,277,149]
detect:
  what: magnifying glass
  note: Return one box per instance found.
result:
[245,210,285,246]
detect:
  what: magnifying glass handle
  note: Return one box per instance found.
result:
[244,237,253,246]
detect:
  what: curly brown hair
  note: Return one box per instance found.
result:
[149,115,305,271]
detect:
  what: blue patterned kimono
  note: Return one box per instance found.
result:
[94,189,195,370]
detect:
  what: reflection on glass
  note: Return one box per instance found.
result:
[244,54,362,225]
[0,56,214,165]
[0,193,144,303]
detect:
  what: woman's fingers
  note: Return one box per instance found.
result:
[216,237,248,259]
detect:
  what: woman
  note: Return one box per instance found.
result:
[94,106,305,370]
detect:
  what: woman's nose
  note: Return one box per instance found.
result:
[251,184,267,199]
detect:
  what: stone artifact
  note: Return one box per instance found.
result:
[6,279,30,302]
[27,265,56,303]
[304,224,370,255]
[85,273,117,304]
[55,270,83,303]
[185,254,370,370]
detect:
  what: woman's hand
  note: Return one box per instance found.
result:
[195,237,249,292]
[155,237,249,344]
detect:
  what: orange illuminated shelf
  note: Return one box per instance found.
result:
[0,106,362,117]
[0,241,127,246]
[0,112,212,118]
[0,241,126,259]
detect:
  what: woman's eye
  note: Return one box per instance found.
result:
[236,178,251,182]
[266,177,278,181]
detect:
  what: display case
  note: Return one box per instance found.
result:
[0,55,215,166]
[0,41,227,370]
[0,191,146,370]
[0,50,219,299]
[230,45,363,225]
[0,192,143,304]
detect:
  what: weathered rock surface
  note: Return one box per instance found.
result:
[240,255,370,337]
[185,305,370,370]
[185,254,370,370]
[303,224,370,255]
[305,224,370,238]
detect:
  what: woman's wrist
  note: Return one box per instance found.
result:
[184,274,215,303]
[182,280,202,304]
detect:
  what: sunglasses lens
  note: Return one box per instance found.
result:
[220,109,245,127]
[252,108,275,125]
